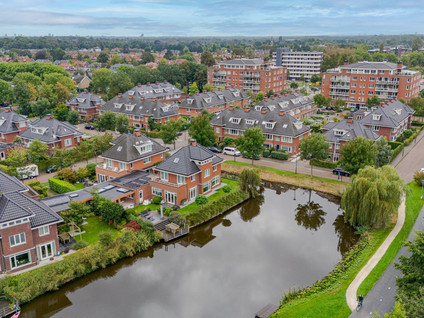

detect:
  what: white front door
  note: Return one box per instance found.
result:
[189,186,197,201]
[40,242,53,260]
[165,191,176,205]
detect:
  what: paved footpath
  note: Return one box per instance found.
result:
[348,129,424,317]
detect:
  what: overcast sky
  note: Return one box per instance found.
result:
[0,0,423,37]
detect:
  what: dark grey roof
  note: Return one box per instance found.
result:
[221,58,265,65]
[101,133,166,162]
[211,107,311,137]
[155,144,222,176]
[0,109,28,134]
[0,192,34,223]
[100,95,178,119]
[67,91,102,110]
[360,101,415,128]
[109,170,151,189]
[179,88,248,110]
[341,61,399,70]
[0,171,27,194]
[256,92,313,114]
[19,116,83,144]
[124,82,182,100]
[323,120,380,143]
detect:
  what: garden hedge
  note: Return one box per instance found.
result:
[310,159,338,169]
[48,178,79,194]
[270,151,289,161]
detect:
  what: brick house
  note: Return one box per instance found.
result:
[322,119,380,162]
[0,143,13,161]
[19,115,83,150]
[321,61,421,108]
[255,92,318,119]
[67,90,103,120]
[96,130,167,182]
[71,74,91,90]
[359,100,415,141]
[0,108,29,143]
[211,106,311,155]
[100,94,179,131]
[124,81,184,103]
[150,140,223,205]
[0,171,62,274]
[178,88,249,117]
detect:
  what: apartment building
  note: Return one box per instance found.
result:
[67,90,103,120]
[273,48,323,80]
[322,61,421,108]
[178,87,249,117]
[211,106,311,155]
[207,59,286,95]
[96,130,167,182]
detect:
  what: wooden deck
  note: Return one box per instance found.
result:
[162,228,189,242]
[255,303,279,318]
[0,300,17,318]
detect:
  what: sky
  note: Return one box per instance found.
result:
[0,0,423,37]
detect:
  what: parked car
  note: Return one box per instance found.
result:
[223,147,241,156]
[85,124,95,130]
[242,151,260,160]
[176,131,183,136]
[332,167,350,177]
[97,127,106,132]
[46,165,58,173]
[208,146,222,153]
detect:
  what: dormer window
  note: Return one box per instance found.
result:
[232,92,239,97]
[187,99,194,104]
[268,105,275,111]
[134,142,152,154]
[230,117,241,124]
[218,95,224,99]
[293,121,303,130]
[394,109,401,115]
[128,91,135,96]
[125,104,135,111]
[372,114,381,121]
[255,106,262,111]
[278,101,289,109]
[161,106,170,112]
[204,97,212,103]
[334,129,345,136]
[114,103,123,109]
[77,98,86,103]
[264,122,276,129]
[245,119,255,125]
[154,89,162,94]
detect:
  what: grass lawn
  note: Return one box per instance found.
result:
[272,182,424,318]
[134,203,160,212]
[75,182,85,190]
[75,216,119,245]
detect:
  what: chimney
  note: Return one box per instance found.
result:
[140,96,145,101]
[261,108,267,114]
[163,80,168,84]
[147,82,151,86]
[229,105,235,111]
[203,90,207,94]
[244,107,250,113]
[83,89,88,94]
[118,93,123,98]
[264,98,268,102]
[46,114,52,120]
[152,98,157,102]
[189,139,197,146]
[134,129,141,137]
[4,108,11,113]
[270,96,275,100]
[279,110,285,116]
[137,83,142,87]
[283,93,287,96]
[218,87,222,91]
[155,81,159,85]
[344,60,349,65]
[129,95,133,99]
[195,91,200,96]
[211,89,215,93]
[347,117,353,123]
[397,61,403,73]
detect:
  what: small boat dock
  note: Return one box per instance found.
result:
[0,300,18,318]
[141,211,189,242]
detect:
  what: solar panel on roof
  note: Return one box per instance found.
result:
[69,193,79,198]
[117,188,130,193]
[104,185,115,190]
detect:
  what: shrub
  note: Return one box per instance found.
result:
[148,131,161,138]
[72,240,89,250]
[270,151,289,161]
[168,211,186,226]
[48,178,79,194]
[56,168,78,183]
[262,149,271,158]
[26,180,48,198]
[98,231,114,247]
[403,129,413,138]
[310,159,338,169]
[58,224,70,233]
[388,141,403,150]
[413,170,424,187]
[86,163,97,177]
[151,196,162,205]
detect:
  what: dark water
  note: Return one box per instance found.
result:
[22,186,358,318]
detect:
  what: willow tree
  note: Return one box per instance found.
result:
[341,165,404,229]
[239,168,261,198]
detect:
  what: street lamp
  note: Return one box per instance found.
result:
[421,180,424,200]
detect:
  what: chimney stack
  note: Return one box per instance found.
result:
[189,139,197,147]
[155,81,159,85]
[4,108,11,113]
[129,95,133,99]
[140,96,145,101]
[229,105,235,111]
[147,82,151,86]
[347,117,353,123]
[397,61,403,73]
[279,110,285,116]
[261,108,267,114]
[83,89,88,94]
[152,98,157,102]
[134,129,141,137]
[344,60,349,65]
[203,90,207,94]
[163,80,168,84]
[118,93,123,98]
[137,83,142,87]
[244,107,250,113]
[195,91,200,96]
[46,114,52,120]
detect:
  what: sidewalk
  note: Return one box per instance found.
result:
[390,128,424,168]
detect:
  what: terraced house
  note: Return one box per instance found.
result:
[255,92,318,119]
[0,171,62,274]
[211,106,311,155]
[0,108,29,143]
[100,93,179,131]
[124,81,184,103]
[19,115,83,150]
[96,130,167,182]
[67,90,104,120]
[178,88,249,117]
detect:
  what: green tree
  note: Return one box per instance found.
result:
[75,140,93,163]
[267,89,274,98]
[147,117,160,131]
[53,103,69,121]
[98,231,114,247]
[67,110,80,125]
[222,185,232,202]
[50,48,66,61]
[90,68,113,94]
[164,50,173,60]
[203,84,213,92]
[290,82,299,89]
[313,93,330,108]
[375,137,393,167]
[161,119,182,149]
[97,111,116,131]
[342,165,403,228]
[366,96,381,108]
[28,139,48,165]
[115,113,129,134]
[57,167,78,183]
[340,137,377,174]
[255,91,264,102]
[76,167,90,180]
[100,200,125,224]
[31,98,52,117]
[141,51,155,64]
[239,168,261,198]
[52,148,76,168]
[97,51,109,64]
[299,133,329,177]
[310,74,321,83]
[236,127,266,165]
[411,37,424,51]
[63,201,91,225]
[4,149,29,168]
[200,51,215,66]
[0,79,13,103]
[109,55,121,66]
[108,71,133,99]
[188,111,216,147]
[334,98,346,110]
[195,195,208,210]
[92,133,114,156]
[189,82,199,95]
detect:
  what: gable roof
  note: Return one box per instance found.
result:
[19,116,83,144]
[124,82,182,100]
[0,109,28,134]
[0,171,28,193]
[179,88,248,110]
[100,133,167,162]
[67,91,103,110]
[360,100,415,128]
[155,144,222,176]
[322,120,380,143]
[256,92,314,114]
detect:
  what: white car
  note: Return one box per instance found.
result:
[421,168,424,173]
[223,147,241,156]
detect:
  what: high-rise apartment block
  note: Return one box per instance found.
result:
[273,48,323,80]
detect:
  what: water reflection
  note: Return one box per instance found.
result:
[295,201,327,231]
[333,215,359,256]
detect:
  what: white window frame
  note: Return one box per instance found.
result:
[10,251,31,269]
[204,169,210,178]
[160,171,168,181]
[143,157,151,164]
[64,138,72,147]
[38,225,50,237]
[9,233,26,247]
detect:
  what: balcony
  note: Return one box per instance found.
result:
[151,177,185,188]
[99,164,125,172]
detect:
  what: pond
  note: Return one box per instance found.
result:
[21,185,358,318]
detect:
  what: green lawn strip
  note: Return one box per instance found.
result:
[224,161,344,185]
[74,182,84,189]
[272,228,391,318]
[178,178,240,217]
[75,216,119,245]
[357,182,424,297]
[134,203,160,212]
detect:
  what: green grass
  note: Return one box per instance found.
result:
[225,161,345,185]
[178,178,240,217]
[357,182,424,296]
[135,203,160,212]
[75,216,119,245]
[74,182,85,190]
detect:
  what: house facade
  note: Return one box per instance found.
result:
[0,171,62,274]
[19,115,83,150]
[0,108,29,143]
[178,88,249,117]
[67,90,103,120]
[96,130,167,182]
[100,94,179,131]
[211,106,311,155]
[150,140,223,205]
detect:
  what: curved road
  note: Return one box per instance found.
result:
[349,130,424,317]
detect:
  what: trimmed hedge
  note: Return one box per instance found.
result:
[388,141,403,150]
[262,149,271,158]
[310,159,338,169]
[26,180,48,198]
[48,178,79,194]
[412,121,424,126]
[270,151,289,161]
[148,131,162,139]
